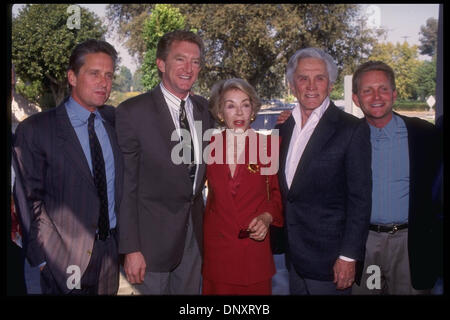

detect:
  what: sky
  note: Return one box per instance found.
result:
[12,3,440,75]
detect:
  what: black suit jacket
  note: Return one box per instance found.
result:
[13,98,123,293]
[397,113,442,289]
[115,86,213,272]
[278,102,372,281]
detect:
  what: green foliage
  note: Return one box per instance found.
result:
[419,17,438,57]
[141,4,186,91]
[106,4,154,64]
[284,94,297,103]
[12,4,106,109]
[132,68,145,92]
[107,4,378,99]
[393,100,429,111]
[368,42,421,100]
[113,66,133,92]
[176,4,378,98]
[15,78,42,103]
[330,80,345,101]
[414,59,436,101]
[106,91,142,107]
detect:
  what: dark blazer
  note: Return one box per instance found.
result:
[278,102,372,282]
[115,85,213,272]
[397,113,442,290]
[13,98,124,294]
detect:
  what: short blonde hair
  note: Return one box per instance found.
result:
[352,60,396,94]
[208,78,261,123]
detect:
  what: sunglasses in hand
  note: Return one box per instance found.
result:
[238,228,252,239]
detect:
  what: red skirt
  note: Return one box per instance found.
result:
[202,278,272,295]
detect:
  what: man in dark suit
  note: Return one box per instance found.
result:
[115,30,213,294]
[277,47,372,295]
[13,39,123,295]
[351,61,441,294]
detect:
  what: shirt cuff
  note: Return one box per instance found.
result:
[339,255,355,262]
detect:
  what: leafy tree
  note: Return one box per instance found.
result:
[106,4,154,65]
[330,82,345,101]
[419,17,438,57]
[107,4,378,99]
[12,4,106,109]
[132,67,145,92]
[368,41,421,100]
[414,59,436,101]
[113,66,133,92]
[177,4,378,98]
[141,4,186,91]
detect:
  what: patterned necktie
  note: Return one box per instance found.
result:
[88,113,110,240]
[179,100,196,185]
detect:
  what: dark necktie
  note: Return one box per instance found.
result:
[88,113,110,240]
[179,100,196,185]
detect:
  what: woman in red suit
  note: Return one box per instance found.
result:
[202,78,283,295]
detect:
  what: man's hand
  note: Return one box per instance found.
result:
[333,258,356,290]
[248,212,273,241]
[124,251,147,284]
[276,110,292,125]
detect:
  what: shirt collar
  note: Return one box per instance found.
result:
[368,113,400,139]
[293,96,330,128]
[160,82,189,109]
[66,96,104,125]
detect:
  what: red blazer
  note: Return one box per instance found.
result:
[202,130,283,285]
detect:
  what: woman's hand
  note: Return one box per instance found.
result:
[248,212,273,241]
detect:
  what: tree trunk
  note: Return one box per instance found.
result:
[49,82,68,108]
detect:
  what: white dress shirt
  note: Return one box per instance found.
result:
[160,83,200,193]
[284,97,330,189]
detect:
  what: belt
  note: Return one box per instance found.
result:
[95,228,117,241]
[369,223,408,234]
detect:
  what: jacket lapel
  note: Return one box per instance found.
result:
[98,107,123,207]
[151,86,179,150]
[278,116,295,194]
[191,96,208,194]
[151,86,193,192]
[55,101,96,192]
[288,103,340,195]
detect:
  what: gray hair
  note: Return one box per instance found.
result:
[286,47,338,86]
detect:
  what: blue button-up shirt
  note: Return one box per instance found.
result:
[65,97,116,229]
[369,114,409,225]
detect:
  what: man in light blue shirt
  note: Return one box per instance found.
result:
[65,96,117,231]
[351,61,441,294]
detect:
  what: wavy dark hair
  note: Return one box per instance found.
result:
[68,39,117,75]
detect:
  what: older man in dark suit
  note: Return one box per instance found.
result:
[13,39,123,295]
[277,48,372,295]
[115,30,213,294]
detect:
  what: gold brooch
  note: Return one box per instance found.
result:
[247,163,259,173]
